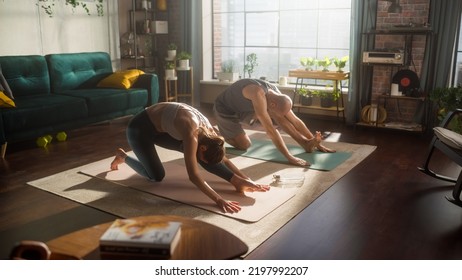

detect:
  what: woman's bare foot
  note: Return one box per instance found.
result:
[230,175,270,193]
[110,148,127,170]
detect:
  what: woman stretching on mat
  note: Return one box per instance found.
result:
[110,102,269,213]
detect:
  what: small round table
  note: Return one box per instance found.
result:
[46,215,248,260]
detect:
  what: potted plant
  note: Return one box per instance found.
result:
[297,87,313,106]
[244,53,258,78]
[332,56,349,72]
[317,84,340,107]
[217,60,239,82]
[165,61,176,80]
[176,51,191,69]
[300,57,316,71]
[317,57,332,72]
[429,86,462,132]
[167,43,177,60]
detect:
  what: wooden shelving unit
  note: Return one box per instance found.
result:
[357,27,436,133]
[357,94,427,132]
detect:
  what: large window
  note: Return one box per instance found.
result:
[455,16,462,86]
[212,0,351,83]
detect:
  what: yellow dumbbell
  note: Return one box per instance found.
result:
[56,131,67,142]
[44,134,53,144]
[36,136,49,147]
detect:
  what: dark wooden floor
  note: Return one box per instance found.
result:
[1,106,462,260]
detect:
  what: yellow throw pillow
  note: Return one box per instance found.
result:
[97,69,145,89]
[0,91,15,108]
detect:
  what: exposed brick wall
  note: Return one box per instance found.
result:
[372,0,430,123]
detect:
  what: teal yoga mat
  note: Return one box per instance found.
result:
[226,139,352,171]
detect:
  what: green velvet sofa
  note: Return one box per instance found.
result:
[0,52,159,158]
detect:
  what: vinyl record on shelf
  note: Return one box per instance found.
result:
[392,69,420,95]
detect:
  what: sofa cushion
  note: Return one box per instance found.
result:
[2,95,87,134]
[46,52,113,92]
[56,88,147,117]
[0,65,14,99]
[97,69,145,89]
[0,55,50,97]
[0,91,15,108]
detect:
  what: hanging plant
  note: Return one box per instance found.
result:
[37,0,104,17]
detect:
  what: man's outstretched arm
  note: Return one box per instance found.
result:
[243,85,309,166]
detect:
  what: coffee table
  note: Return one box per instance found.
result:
[46,215,248,260]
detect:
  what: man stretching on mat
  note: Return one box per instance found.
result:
[110,102,269,213]
[213,78,335,167]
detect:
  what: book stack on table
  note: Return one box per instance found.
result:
[99,219,182,259]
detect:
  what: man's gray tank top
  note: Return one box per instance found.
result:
[214,78,280,121]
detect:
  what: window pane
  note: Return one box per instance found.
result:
[280,48,317,82]
[319,0,351,9]
[283,0,319,10]
[280,10,318,48]
[318,9,351,49]
[213,0,245,13]
[214,47,245,77]
[246,12,279,46]
[212,1,351,81]
[214,12,244,46]
[246,0,279,11]
[244,48,279,81]
[456,16,462,87]
[455,57,462,87]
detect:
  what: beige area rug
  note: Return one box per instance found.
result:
[80,159,298,223]
[27,130,376,255]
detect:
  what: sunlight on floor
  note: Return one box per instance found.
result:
[324,132,341,142]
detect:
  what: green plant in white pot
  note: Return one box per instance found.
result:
[217,60,239,82]
[165,61,176,80]
[167,43,177,60]
[177,51,191,70]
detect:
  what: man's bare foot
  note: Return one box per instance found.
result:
[303,131,322,153]
[110,148,127,170]
[314,131,335,153]
[316,143,336,153]
[303,131,335,153]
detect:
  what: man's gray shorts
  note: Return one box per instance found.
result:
[213,105,250,140]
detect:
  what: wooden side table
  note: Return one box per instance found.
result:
[164,67,194,104]
[46,215,248,260]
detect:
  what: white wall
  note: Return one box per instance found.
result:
[0,0,120,67]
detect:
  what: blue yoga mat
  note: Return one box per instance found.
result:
[225,139,351,171]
